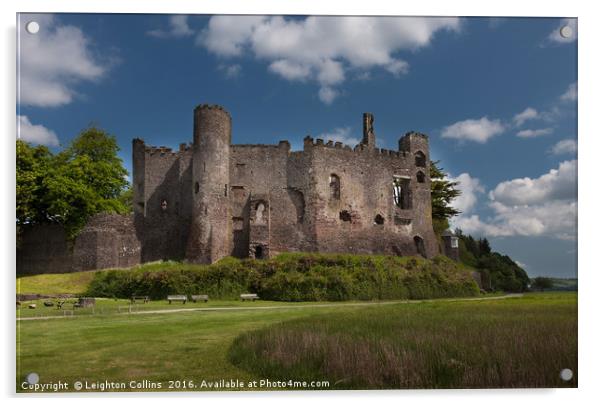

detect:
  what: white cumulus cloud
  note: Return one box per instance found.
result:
[441,117,504,143]
[147,15,194,38]
[197,16,461,104]
[489,160,576,206]
[452,161,577,240]
[560,82,577,102]
[448,173,485,214]
[19,14,107,107]
[516,128,553,138]
[550,139,577,155]
[454,200,576,240]
[269,59,312,81]
[318,87,339,105]
[18,115,59,146]
[513,107,539,126]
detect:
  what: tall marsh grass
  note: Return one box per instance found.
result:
[229,293,577,388]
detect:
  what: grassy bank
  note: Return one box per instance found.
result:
[16,293,576,391]
[17,271,97,295]
[85,253,479,301]
[229,292,578,389]
[18,254,479,302]
[16,297,419,319]
[17,300,412,391]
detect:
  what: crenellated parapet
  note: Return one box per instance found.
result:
[194,103,232,119]
[302,135,411,160]
[133,138,192,158]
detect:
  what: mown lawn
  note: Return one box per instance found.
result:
[16,261,186,296]
[17,271,98,295]
[16,297,350,318]
[17,303,363,392]
[16,293,577,392]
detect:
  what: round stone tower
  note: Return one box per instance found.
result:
[186,104,232,263]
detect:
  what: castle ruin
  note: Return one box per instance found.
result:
[17,104,441,274]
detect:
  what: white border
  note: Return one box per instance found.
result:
[2,1,600,405]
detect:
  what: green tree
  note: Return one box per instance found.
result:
[465,235,479,258]
[477,252,530,292]
[118,185,134,214]
[455,228,530,292]
[16,140,53,245]
[430,160,461,234]
[57,127,129,201]
[16,127,130,242]
[531,277,554,291]
[478,238,491,255]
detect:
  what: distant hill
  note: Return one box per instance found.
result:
[549,278,578,291]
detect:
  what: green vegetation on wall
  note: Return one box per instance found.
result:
[85,253,479,301]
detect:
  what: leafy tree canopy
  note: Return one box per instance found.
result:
[454,228,530,292]
[426,161,527,293]
[430,160,461,234]
[16,127,131,241]
[531,276,554,291]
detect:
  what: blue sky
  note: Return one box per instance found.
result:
[17,14,577,278]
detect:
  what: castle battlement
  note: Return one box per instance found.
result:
[194,103,232,119]
[301,135,417,161]
[133,139,193,157]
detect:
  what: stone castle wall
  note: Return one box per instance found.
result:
[17,214,140,275]
[301,135,437,258]
[17,105,442,275]
[132,142,193,262]
[17,224,73,275]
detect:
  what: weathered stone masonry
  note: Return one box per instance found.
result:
[17,104,440,274]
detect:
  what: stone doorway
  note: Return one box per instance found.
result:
[253,244,266,259]
[414,236,426,258]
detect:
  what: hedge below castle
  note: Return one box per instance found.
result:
[85,253,480,301]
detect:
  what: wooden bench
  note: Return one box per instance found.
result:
[191,295,209,303]
[167,295,187,304]
[240,293,259,301]
[131,296,150,304]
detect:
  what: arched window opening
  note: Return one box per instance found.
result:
[416,171,426,183]
[415,151,426,167]
[255,202,266,224]
[414,236,426,258]
[329,174,341,200]
[374,214,385,225]
[195,182,200,194]
[160,199,168,211]
[288,188,305,224]
[393,177,412,210]
[254,245,264,259]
